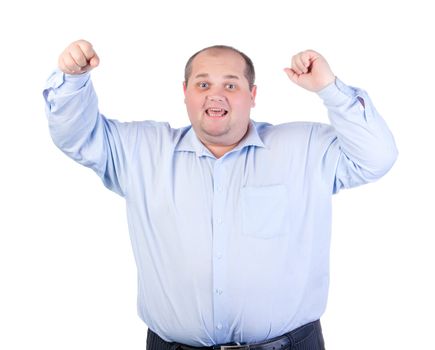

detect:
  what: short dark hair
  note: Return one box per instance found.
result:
[184,45,256,91]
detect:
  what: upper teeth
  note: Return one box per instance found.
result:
[207,108,226,116]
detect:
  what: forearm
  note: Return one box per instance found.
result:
[43,70,97,158]
[43,70,127,196]
[318,78,398,183]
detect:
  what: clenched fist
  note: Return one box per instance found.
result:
[284,50,335,92]
[58,40,100,75]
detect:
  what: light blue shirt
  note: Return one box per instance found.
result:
[43,70,397,346]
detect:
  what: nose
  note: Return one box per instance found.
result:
[207,95,225,103]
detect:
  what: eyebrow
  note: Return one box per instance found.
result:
[194,73,240,80]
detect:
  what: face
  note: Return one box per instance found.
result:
[183,49,257,151]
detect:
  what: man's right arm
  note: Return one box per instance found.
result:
[43,40,128,197]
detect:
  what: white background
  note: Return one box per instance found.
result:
[1,0,434,349]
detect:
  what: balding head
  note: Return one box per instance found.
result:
[184,45,256,91]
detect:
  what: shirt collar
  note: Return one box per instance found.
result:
[175,120,265,158]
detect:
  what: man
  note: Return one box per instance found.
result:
[44,40,397,350]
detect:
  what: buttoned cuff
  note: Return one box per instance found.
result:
[45,69,90,92]
[316,77,358,107]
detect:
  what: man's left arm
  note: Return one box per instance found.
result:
[285,50,398,192]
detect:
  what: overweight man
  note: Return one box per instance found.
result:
[43,40,398,350]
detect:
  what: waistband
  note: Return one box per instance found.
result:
[147,320,324,350]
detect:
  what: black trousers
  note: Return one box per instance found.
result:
[147,321,325,350]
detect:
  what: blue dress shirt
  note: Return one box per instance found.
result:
[43,70,397,346]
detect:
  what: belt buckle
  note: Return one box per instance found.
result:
[220,345,250,350]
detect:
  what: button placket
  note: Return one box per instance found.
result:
[212,160,227,341]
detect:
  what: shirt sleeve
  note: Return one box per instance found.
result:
[43,69,129,197]
[316,78,398,194]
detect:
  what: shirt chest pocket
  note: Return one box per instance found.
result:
[240,184,290,239]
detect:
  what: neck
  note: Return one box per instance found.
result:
[200,124,251,158]
[205,142,238,158]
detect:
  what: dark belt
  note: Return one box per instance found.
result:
[147,320,324,350]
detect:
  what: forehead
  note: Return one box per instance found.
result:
[190,49,246,75]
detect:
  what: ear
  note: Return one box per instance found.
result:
[183,81,187,103]
[250,85,257,107]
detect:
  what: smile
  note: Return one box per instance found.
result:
[205,108,228,117]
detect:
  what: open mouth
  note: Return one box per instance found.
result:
[205,108,228,117]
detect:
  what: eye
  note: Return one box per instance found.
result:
[226,83,236,90]
[198,82,209,89]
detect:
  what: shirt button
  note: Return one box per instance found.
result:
[217,186,223,192]
[217,252,223,259]
[216,323,223,330]
[217,218,223,224]
[215,288,223,295]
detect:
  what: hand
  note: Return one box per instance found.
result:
[58,39,100,75]
[284,50,335,92]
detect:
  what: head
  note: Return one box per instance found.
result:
[183,46,257,155]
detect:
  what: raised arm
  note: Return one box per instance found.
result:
[43,40,128,197]
[285,50,398,192]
